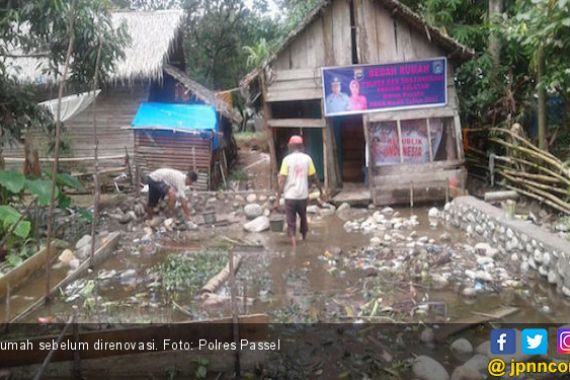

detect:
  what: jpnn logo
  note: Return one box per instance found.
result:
[522,329,548,355]
[491,329,516,355]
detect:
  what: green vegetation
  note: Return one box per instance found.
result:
[0,169,84,267]
[150,250,227,300]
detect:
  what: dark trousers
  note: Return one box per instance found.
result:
[146,176,170,208]
[285,199,308,238]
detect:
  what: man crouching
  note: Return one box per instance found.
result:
[144,168,198,221]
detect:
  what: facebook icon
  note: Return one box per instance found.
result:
[490,329,517,355]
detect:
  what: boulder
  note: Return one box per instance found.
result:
[243,216,270,233]
[58,249,75,265]
[450,365,481,380]
[475,341,490,357]
[463,354,488,374]
[244,204,263,220]
[380,207,394,215]
[75,234,92,250]
[428,207,440,218]
[420,328,434,344]
[412,356,449,380]
[450,338,473,356]
[336,203,351,213]
[246,194,257,203]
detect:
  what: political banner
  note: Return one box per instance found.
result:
[322,58,447,117]
[369,119,444,166]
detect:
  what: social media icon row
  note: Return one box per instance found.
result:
[490,328,570,355]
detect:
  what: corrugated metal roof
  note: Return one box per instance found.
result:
[131,102,218,131]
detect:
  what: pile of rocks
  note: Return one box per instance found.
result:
[342,206,419,233]
[445,196,570,298]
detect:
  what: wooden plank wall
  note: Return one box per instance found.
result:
[134,131,212,190]
[268,0,352,102]
[354,0,459,115]
[2,83,147,173]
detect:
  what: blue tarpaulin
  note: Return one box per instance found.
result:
[131,102,219,149]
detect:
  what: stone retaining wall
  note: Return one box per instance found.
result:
[445,196,570,297]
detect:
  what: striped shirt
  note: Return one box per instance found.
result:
[149,168,187,200]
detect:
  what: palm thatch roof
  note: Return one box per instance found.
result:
[7,10,184,84]
[240,0,474,88]
[164,64,243,125]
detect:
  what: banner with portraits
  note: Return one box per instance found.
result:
[321,58,447,117]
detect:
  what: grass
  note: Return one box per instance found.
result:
[228,169,249,182]
[234,131,265,142]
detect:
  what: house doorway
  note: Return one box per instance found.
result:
[336,115,365,183]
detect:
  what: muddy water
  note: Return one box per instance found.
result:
[7,206,570,324]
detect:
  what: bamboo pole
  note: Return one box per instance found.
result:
[45,0,76,301]
[504,184,570,215]
[490,138,568,174]
[33,315,75,380]
[493,155,570,187]
[499,172,570,213]
[498,171,568,196]
[90,35,103,269]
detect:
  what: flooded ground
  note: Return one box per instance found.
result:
[6,201,570,326]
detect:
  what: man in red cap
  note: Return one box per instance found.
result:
[274,135,324,248]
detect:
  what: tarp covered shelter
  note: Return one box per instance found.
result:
[131,102,228,190]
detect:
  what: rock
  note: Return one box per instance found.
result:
[263,209,271,217]
[58,249,75,265]
[555,223,570,232]
[69,259,80,269]
[475,341,490,357]
[475,270,493,282]
[476,257,494,267]
[235,195,245,203]
[75,245,90,260]
[246,194,257,203]
[450,365,481,380]
[370,237,382,247]
[474,242,491,255]
[164,218,175,230]
[440,233,451,242]
[381,207,394,215]
[462,287,476,297]
[75,234,92,250]
[134,203,145,216]
[244,203,263,220]
[533,249,544,263]
[412,356,449,380]
[336,203,351,213]
[420,328,434,344]
[428,207,440,218]
[451,338,473,356]
[307,205,320,214]
[243,216,270,233]
[418,236,429,243]
[463,354,488,374]
[149,217,163,228]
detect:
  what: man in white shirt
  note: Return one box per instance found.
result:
[144,168,198,220]
[274,135,324,248]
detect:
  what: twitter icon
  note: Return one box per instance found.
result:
[522,329,548,355]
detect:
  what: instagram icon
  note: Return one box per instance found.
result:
[558,329,570,354]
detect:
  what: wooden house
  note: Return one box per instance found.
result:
[131,65,242,190]
[3,10,186,174]
[240,0,473,205]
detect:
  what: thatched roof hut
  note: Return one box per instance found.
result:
[3,10,187,174]
[7,10,185,85]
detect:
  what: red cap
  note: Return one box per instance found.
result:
[288,135,303,145]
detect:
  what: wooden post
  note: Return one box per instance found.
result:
[323,118,341,191]
[228,250,240,376]
[5,283,10,324]
[192,147,196,171]
[454,114,465,160]
[396,119,404,163]
[426,118,434,162]
[89,35,103,269]
[410,181,414,209]
[45,0,76,301]
[362,115,373,191]
[260,71,278,190]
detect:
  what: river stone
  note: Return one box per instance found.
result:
[462,287,476,297]
[243,216,270,233]
[307,205,319,214]
[75,234,92,250]
[58,249,75,265]
[542,252,551,266]
[381,206,394,215]
[75,245,90,260]
[428,207,439,218]
[533,249,544,263]
[463,354,488,374]
[450,365,481,380]
[412,356,449,380]
[370,237,382,247]
[451,338,473,356]
[246,194,257,203]
[244,204,263,220]
[420,328,434,344]
[336,203,351,213]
